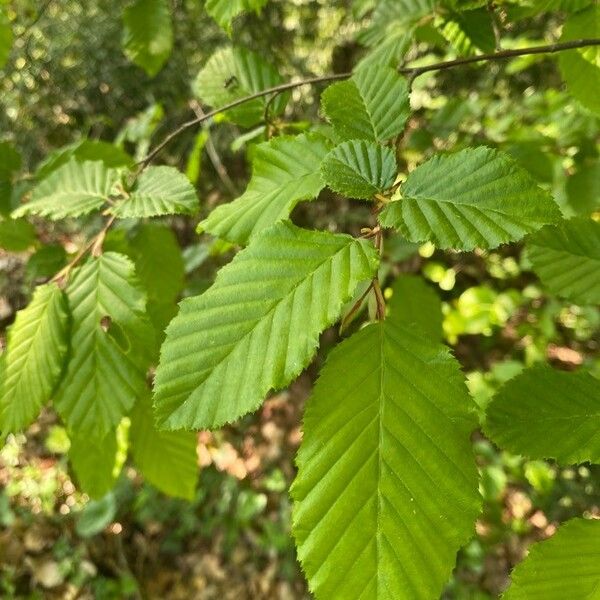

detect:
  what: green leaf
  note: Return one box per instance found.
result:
[0,142,21,179]
[527,218,600,305]
[26,245,68,283]
[435,8,496,55]
[205,0,268,33]
[559,6,600,115]
[130,392,198,499]
[110,166,199,218]
[387,274,443,340]
[356,30,412,70]
[75,493,117,537]
[122,0,173,77]
[13,159,120,220]
[321,140,397,200]
[502,518,600,600]
[565,161,600,216]
[379,147,561,250]
[54,253,154,439]
[69,429,125,499]
[0,218,36,251]
[192,46,287,127]
[292,319,480,600]
[154,222,379,430]
[35,140,133,182]
[0,284,69,434]
[0,7,12,69]
[485,364,600,465]
[322,67,410,143]
[199,133,332,245]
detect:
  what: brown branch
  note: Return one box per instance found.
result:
[138,37,600,167]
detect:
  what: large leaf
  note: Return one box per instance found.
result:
[502,518,600,600]
[192,46,287,127]
[110,166,199,218]
[321,66,410,143]
[292,318,480,600]
[379,147,561,250]
[154,222,379,430]
[0,284,69,434]
[559,6,600,115]
[205,0,268,33]
[321,140,397,200]
[13,159,120,220]
[387,274,442,340]
[54,253,154,439]
[199,133,332,245]
[122,0,173,77]
[130,392,198,499]
[485,364,600,464]
[527,218,600,305]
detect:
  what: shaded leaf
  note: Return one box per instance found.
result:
[205,0,268,33]
[0,218,36,251]
[0,8,12,69]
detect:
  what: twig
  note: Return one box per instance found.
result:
[138,38,600,167]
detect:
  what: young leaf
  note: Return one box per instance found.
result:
[205,0,268,33]
[54,253,154,439]
[558,6,600,115]
[153,222,379,430]
[0,284,69,434]
[387,274,443,340]
[321,140,397,200]
[485,364,600,464]
[193,47,287,127]
[13,159,120,220]
[130,392,198,500]
[69,428,126,499]
[198,133,332,245]
[379,147,561,250]
[110,166,199,218]
[321,66,410,143]
[502,518,600,600]
[292,319,480,600]
[527,218,600,305]
[122,0,173,77]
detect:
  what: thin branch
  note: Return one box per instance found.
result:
[138,37,600,167]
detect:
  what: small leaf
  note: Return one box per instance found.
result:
[380,147,561,250]
[199,133,332,245]
[321,140,397,199]
[122,0,173,77]
[205,0,268,33]
[559,6,600,115]
[387,274,443,339]
[75,493,117,538]
[193,46,287,127]
[153,222,379,430]
[292,318,480,600]
[110,166,199,218]
[130,393,198,499]
[321,66,410,143]
[13,160,120,220]
[502,518,600,600]
[0,284,69,434]
[527,218,600,305]
[54,253,154,439]
[0,218,36,251]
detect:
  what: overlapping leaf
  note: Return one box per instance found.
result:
[193,47,287,127]
[54,253,154,439]
[199,133,331,245]
[435,8,496,55]
[486,364,600,464]
[110,166,199,218]
[321,140,397,199]
[154,222,379,430]
[206,0,268,33]
[122,0,173,77]
[292,319,480,600]
[13,160,120,220]
[130,392,198,499]
[502,518,600,599]
[0,284,69,434]
[321,66,410,143]
[379,147,561,250]
[527,218,600,305]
